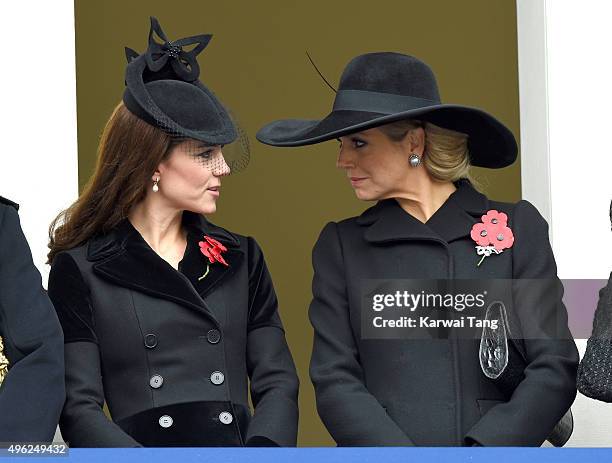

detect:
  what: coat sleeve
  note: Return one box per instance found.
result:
[0,204,65,443]
[243,237,299,447]
[464,200,579,446]
[47,252,142,447]
[308,222,415,446]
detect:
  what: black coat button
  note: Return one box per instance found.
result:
[150,374,164,389]
[206,329,221,344]
[210,371,225,385]
[219,411,233,425]
[144,334,157,349]
[159,415,173,428]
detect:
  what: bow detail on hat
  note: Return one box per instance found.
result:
[144,16,212,82]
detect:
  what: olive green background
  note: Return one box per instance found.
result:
[75,0,521,446]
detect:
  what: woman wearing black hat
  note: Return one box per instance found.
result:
[46,17,298,447]
[257,52,578,446]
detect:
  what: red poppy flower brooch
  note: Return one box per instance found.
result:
[198,235,228,280]
[470,210,514,267]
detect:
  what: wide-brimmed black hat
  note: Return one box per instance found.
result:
[122,17,237,146]
[256,52,517,169]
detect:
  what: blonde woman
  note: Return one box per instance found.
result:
[257,52,578,446]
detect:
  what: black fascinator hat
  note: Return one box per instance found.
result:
[257,52,517,169]
[122,17,237,146]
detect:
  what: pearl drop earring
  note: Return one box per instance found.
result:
[152,177,159,192]
[409,154,421,168]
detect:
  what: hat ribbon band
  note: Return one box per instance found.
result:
[332,89,439,114]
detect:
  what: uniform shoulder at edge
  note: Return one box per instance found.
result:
[0,196,19,211]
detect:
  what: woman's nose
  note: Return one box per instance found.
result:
[336,146,355,169]
[212,152,231,177]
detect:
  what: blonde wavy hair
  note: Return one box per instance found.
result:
[378,119,476,184]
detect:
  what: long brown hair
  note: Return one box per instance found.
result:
[48,101,175,263]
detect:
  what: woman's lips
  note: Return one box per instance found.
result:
[350,177,368,187]
[207,186,220,197]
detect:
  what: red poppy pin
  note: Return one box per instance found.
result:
[198,235,229,280]
[470,210,514,267]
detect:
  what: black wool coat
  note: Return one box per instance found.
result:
[308,179,579,447]
[47,211,299,447]
[0,197,65,442]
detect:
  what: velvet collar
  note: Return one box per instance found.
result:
[356,178,491,244]
[87,211,244,326]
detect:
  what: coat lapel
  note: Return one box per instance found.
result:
[426,179,491,243]
[87,212,243,325]
[356,179,490,339]
[179,212,244,298]
[357,179,490,244]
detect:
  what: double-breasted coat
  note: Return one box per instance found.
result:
[0,196,65,442]
[47,211,299,447]
[308,178,579,446]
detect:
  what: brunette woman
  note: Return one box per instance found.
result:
[47,17,298,447]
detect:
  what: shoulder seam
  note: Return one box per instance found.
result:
[0,196,19,210]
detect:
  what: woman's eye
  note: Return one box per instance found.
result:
[353,139,366,148]
[197,150,213,160]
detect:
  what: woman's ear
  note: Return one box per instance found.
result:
[407,127,426,156]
